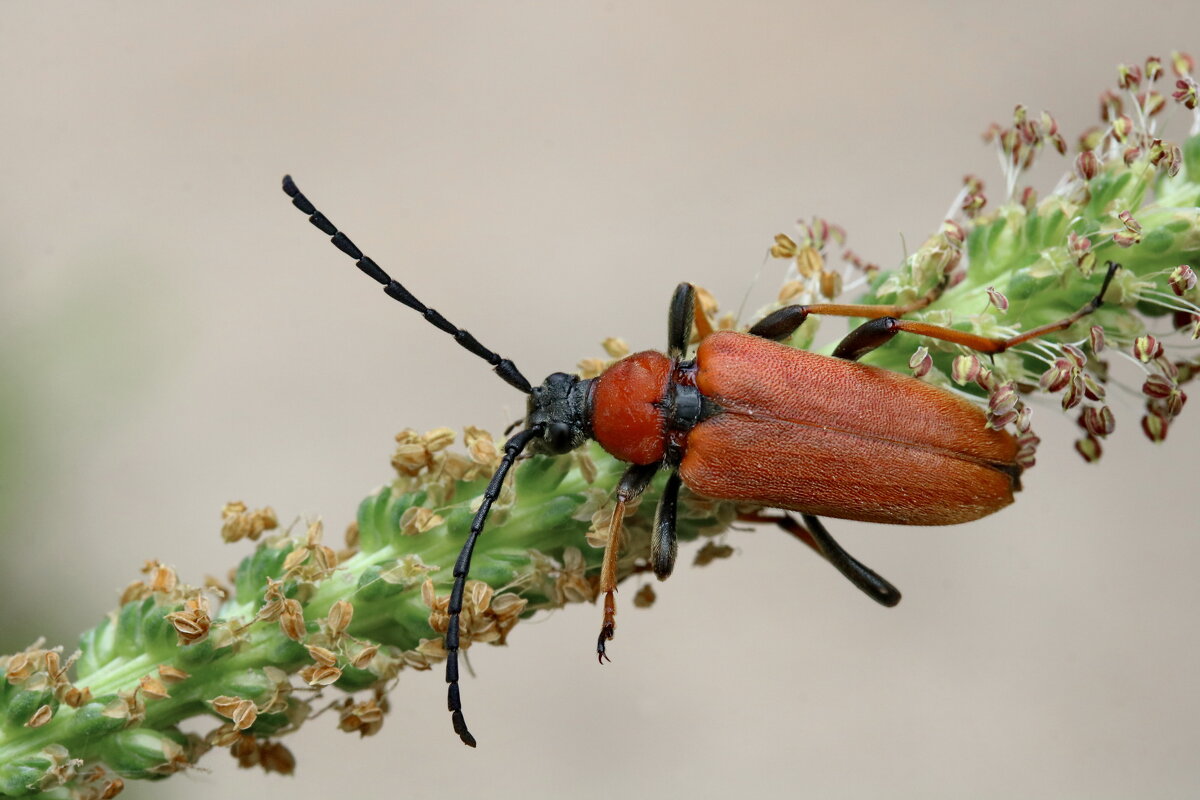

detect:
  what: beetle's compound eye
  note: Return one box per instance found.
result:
[546,422,574,453]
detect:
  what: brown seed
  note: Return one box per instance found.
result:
[326,600,354,637]
[423,427,457,452]
[259,741,296,775]
[819,269,842,300]
[351,644,379,670]
[339,698,386,737]
[282,546,310,572]
[796,246,823,278]
[602,337,630,358]
[231,700,258,730]
[26,704,53,728]
[305,645,338,667]
[633,584,656,608]
[158,665,189,684]
[399,506,444,536]
[148,563,177,594]
[299,664,342,687]
[769,233,797,259]
[279,599,307,641]
[139,675,170,700]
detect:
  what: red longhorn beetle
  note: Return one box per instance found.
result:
[282,176,1120,747]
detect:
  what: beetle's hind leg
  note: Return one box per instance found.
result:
[743,511,902,607]
[769,261,1122,357]
[835,260,1121,355]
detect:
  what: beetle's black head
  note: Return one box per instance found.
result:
[525,372,594,455]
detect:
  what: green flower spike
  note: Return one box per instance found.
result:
[2,52,1198,796]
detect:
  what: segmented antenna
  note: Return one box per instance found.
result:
[281,175,534,394]
[445,425,543,747]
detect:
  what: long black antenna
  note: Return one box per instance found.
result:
[446,425,543,747]
[281,175,534,394]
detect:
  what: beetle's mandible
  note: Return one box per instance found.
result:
[282,175,1120,747]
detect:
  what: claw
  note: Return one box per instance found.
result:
[596,623,614,664]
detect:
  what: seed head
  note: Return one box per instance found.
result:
[1173,78,1198,110]
[165,595,212,646]
[694,540,736,566]
[1081,405,1116,438]
[952,354,981,385]
[138,674,170,701]
[221,502,278,543]
[1075,150,1100,181]
[1146,56,1164,82]
[1142,411,1169,442]
[325,600,354,638]
[1099,90,1123,122]
[1039,359,1074,393]
[25,704,53,728]
[633,584,657,608]
[908,347,932,378]
[796,245,824,278]
[1171,51,1195,77]
[602,338,630,359]
[1142,373,1176,399]
[1133,335,1163,362]
[1061,372,1085,410]
[279,599,306,641]
[1075,435,1103,462]
[1061,343,1087,369]
[212,696,258,731]
[1111,114,1134,142]
[1168,264,1196,296]
[338,698,385,737]
[1082,373,1106,402]
[769,233,797,259]
[1141,92,1167,116]
[1118,63,1143,90]
[299,664,342,686]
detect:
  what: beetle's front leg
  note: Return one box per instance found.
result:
[667,283,696,358]
[597,462,660,662]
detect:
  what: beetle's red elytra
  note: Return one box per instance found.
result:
[681,332,1020,525]
[282,175,1119,748]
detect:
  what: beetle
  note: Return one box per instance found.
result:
[281,175,1120,747]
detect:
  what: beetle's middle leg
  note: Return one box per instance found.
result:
[747,277,950,341]
[650,471,682,580]
[597,462,659,663]
[742,511,902,607]
[836,260,1122,356]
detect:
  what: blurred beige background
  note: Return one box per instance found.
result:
[2,3,1198,798]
